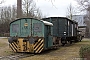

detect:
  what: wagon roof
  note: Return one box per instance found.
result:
[42,17,78,23]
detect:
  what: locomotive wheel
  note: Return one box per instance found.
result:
[74,40,78,43]
[70,41,72,44]
[79,39,81,42]
[79,36,82,42]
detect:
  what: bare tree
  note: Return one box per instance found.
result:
[75,0,90,19]
[22,0,35,17]
[66,3,76,19]
[0,6,17,34]
[22,0,43,18]
[0,0,5,24]
[75,0,90,37]
[0,0,5,4]
[33,8,43,19]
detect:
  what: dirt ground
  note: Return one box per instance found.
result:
[20,38,90,60]
[0,38,90,60]
[0,37,13,57]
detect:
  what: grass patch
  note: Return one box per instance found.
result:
[81,41,89,42]
[79,39,90,60]
[0,43,7,47]
[79,45,90,60]
[4,50,13,55]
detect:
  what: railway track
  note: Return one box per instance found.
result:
[0,53,34,60]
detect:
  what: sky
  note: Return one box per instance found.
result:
[0,0,79,17]
[35,0,78,17]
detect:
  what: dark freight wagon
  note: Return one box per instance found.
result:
[42,17,79,45]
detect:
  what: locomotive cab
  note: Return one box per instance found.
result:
[8,18,53,53]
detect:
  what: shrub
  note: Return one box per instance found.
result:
[79,45,90,60]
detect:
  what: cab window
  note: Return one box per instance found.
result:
[12,24,19,33]
[33,23,42,32]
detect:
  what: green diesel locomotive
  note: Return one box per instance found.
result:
[8,18,54,53]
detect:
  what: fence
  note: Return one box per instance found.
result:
[0,33,10,37]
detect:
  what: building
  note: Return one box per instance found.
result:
[72,15,86,26]
[72,15,87,37]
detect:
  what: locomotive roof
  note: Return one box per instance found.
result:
[41,20,53,26]
[10,18,53,26]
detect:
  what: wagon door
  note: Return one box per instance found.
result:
[72,24,74,36]
[20,19,31,37]
[45,25,53,48]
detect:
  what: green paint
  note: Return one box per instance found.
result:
[10,18,44,37]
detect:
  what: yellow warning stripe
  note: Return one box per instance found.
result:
[9,44,16,52]
[35,44,44,53]
[13,42,18,48]
[34,42,39,48]
[12,43,17,50]
[39,48,44,53]
[34,39,41,48]
[34,40,43,50]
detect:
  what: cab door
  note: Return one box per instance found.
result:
[32,19,43,37]
[46,25,53,48]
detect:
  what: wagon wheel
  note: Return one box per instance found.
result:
[62,43,65,46]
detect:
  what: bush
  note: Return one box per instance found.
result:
[0,34,2,36]
[79,45,90,60]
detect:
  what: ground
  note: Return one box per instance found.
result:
[0,38,90,60]
[0,37,13,57]
[20,38,90,60]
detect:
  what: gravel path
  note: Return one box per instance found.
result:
[20,38,90,60]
